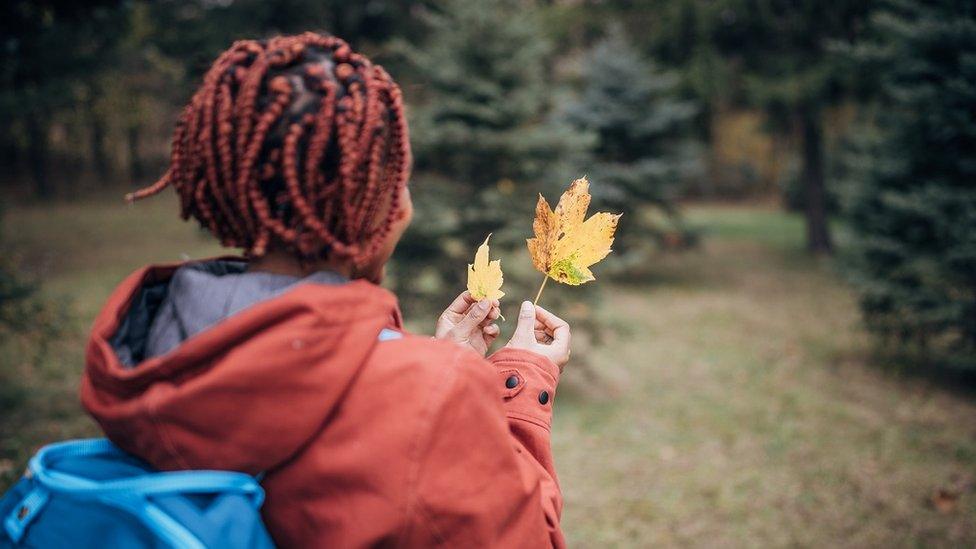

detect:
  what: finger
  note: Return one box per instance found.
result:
[484,324,500,346]
[535,320,550,337]
[478,305,501,327]
[456,299,492,333]
[487,300,504,322]
[445,291,478,315]
[511,301,536,344]
[534,304,570,346]
[533,305,569,332]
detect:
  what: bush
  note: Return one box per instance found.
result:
[844,0,976,365]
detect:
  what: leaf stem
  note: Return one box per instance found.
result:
[533,274,549,306]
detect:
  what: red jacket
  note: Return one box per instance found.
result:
[80,262,565,547]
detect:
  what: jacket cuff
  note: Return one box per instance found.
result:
[487,348,559,430]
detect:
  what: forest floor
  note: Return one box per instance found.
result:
[2,194,975,547]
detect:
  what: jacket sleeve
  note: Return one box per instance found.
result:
[402,346,565,548]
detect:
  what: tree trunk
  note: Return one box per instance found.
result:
[799,105,832,254]
[127,124,144,183]
[87,91,110,181]
[0,115,18,170]
[26,115,52,198]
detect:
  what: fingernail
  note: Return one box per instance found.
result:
[521,301,533,314]
[478,300,490,311]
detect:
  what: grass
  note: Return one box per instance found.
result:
[3,198,975,547]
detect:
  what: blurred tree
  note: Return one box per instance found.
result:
[114,3,186,184]
[393,2,606,365]
[589,0,732,142]
[843,0,976,363]
[0,1,128,196]
[83,80,111,181]
[0,0,432,195]
[146,0,430,91]
[549,0,880,219]
[563,28,701,258]
[398,0,587,301]
[705,0,876,253]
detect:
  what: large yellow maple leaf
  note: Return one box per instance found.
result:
[467,234,505,300]
[527,177,621,298]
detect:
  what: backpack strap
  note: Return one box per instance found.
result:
[3,483,49,543]
[29,439,263,502]
[5,438,265,548]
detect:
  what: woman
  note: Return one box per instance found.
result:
[82,32,569,547]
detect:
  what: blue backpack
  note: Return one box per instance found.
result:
[0,439,274,548]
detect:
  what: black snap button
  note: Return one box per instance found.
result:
[505,375,519,389]
[538,390,550,405]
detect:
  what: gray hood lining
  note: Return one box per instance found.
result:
[109,260,348,367]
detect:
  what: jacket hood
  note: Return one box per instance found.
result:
[81,259,402,474]
[135,259,350,362]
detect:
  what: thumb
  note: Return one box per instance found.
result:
[512,301,536,344]
[456,299,492,333]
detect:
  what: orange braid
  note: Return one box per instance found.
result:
[129,32,412,266]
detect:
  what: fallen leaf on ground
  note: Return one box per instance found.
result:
[930,488,959,513]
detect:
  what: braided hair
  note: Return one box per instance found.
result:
[128,32,411,266]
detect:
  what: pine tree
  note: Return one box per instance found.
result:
[394,0,586,307]
[563,28,700,258]
[844,0,976,363]
[408,0,578,189]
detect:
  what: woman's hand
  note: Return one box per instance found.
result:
[435,291,501,356]
[505,301,571,371]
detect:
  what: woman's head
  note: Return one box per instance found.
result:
[129,32,412,279]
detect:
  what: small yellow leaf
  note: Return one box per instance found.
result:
[467,234,505,300]
[526,177,621,286]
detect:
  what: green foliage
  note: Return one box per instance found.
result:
[0,2,127,118]
[563,28,701,258]
[0,264,43,333]
[709,0,876,253]
[0,213,61,420]
[586,1,876,251]
[407,0,584,189]
[386,1,612,356]
[843,0,976,364]
[395,0,587,305]
[0,1,130,195]
[701,0,874,121]
[145,0,430,87]
[0,0,432,195]
[0,263,42,416]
